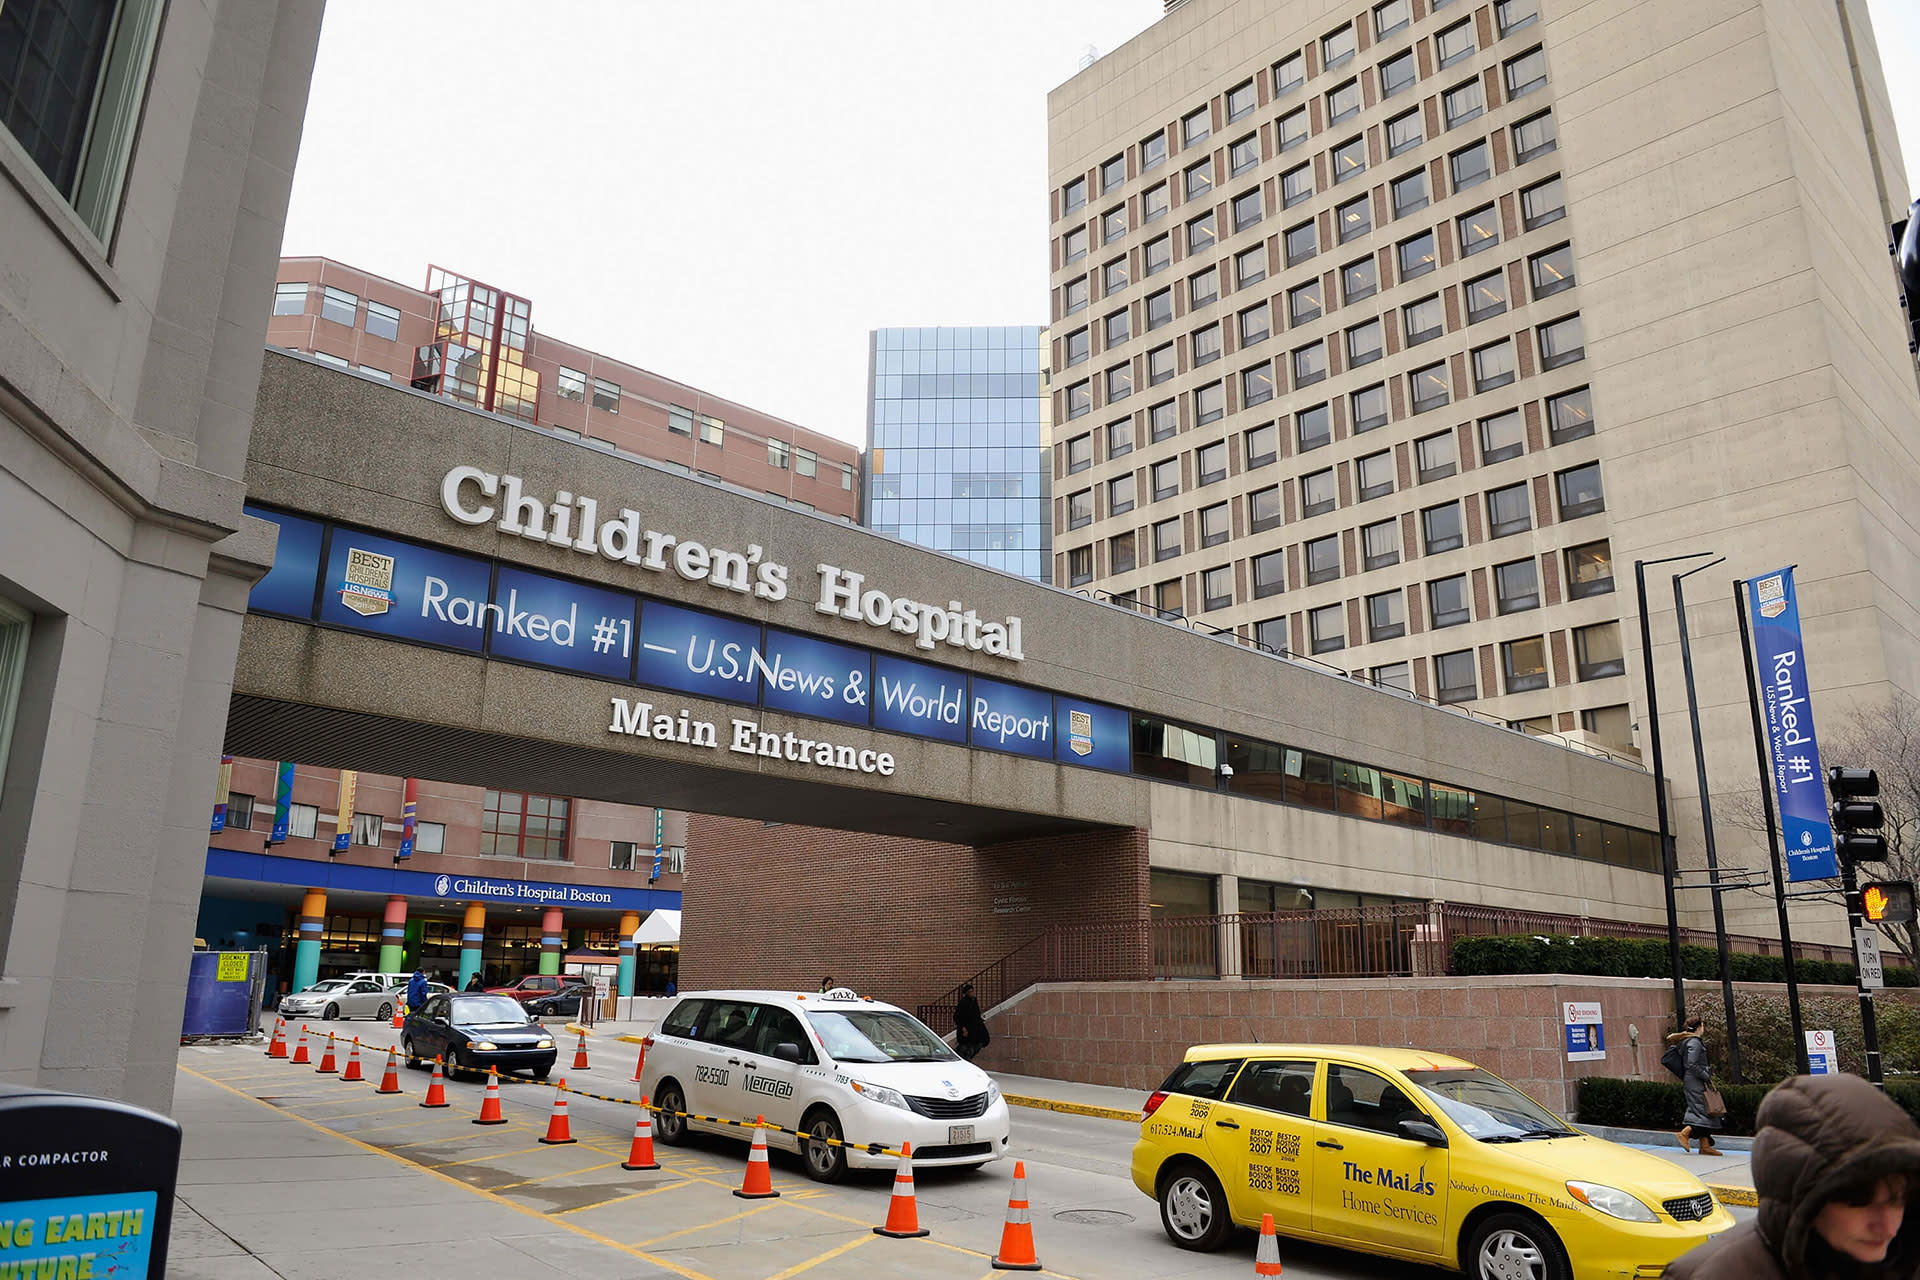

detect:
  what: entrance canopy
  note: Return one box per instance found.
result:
[634,909,681,945]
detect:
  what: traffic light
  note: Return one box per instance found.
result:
[1863,881,1917,926]
[1830,767,1889,863]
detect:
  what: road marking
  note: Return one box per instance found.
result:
[553,1179,691,1215]
[491,1157,629,1190]
[432,1142,563,1168]
[764,1232,876,1280]
[633,1202,774,1248]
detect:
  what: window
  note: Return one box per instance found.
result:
[1323,25,1357,69]
[1187,211,1217,254]
[1274,52,1305,96]
[272,282,308,315]
[1068,488,1093,528]
[1576,622,1626,680]
[1254,618,1289,654]
[1495,558,1539,613]
[1430,574,1471,626]
[1285,220,1317,266]
[1109,472,1137,514]
[1105,308,1131,347]
[1437,19,1476,67]
[1337,195,1371,243]
[1105,256,1129,292]
[320,287,358,326]
[1067,380,1092,418]
[1102,153,1127,191]
[311,344,349,368]
[1479,408,1524,462]
[1522,175,1566,229]
[1297,403,1332,451]
[1250,485,1284,532]
[1064,226,1089,264]
[1111,531,1138,573]
[1566,541,1612,602]
[1302,468,1336,517]
[1306,534,1341,583]
[1150,399,1178,441]
[1278,107,1309,153]
[1417,432,1459,483]
[1068,546,1094,586]
[224,792,255,830]
[1392,169,1430,218]
[1498,0,1540,35]
[1343,255,1379,302]
[1236,245,1267,288]
[1423,501,1465,555]
[1549,386,1595,444]
[1375,0,1412,38]
[1398,230,1437,279]
[1387,109,1424,157]
[668,404,693,434]
[1310,604,1346,653]
[798,448,819,477]
[1182,106,1211,147]
[1582,705,1633,752]
[483,790,570,860]
[1152,457,1181,499]
[1556,461,1605,518]
[1064,277,1090,316]
[1514,110,1558,163]
[1185,159,1214,200]
[1289,278,1324,323]
[1473,339,1516,392]
[350,811,384,847]
[1108,418,1136,458]
[1230,133,1260,177]
[1352,383,1389,432]
[1505,47,1549,98]
[1191,270,1220,311]
[1404,294,1443,344]
[1332,136,1367,184]
[1203,566,1235,611]
[1146,288,1174,330]
[1196,381,1226,425]
[1142,130,1168,170]
[1153,518,1182,561]
[1466,269,1508,324]
[1063,175,1088,212]
[1157,579,1185,619]
[1233,188,1265,233]
[1436,650,1477,702]
[555,366,587,402]
[1358,452,1395,502]
[1381,50,1416,98]
[1539,314,1586,368]
[1145,236,1172,278]
[1374,662,1413,694]
[1346,318,1384,366]
[1450,140,1491,191]
[1410,362,1450,412]
[1241,361,1275,407]
[364,301,401,341]
[1066,433,1093,473]
[414,821,445,855]
[1281,163,1313,209]
[1328,80,1361,125]
[1444,79,1485,129]
[1368,590,1407,640]
[1292,342,1328,388]
[1503,637,1549,692]
[593,378,622,412]
[1362,517,1400,567]
[1144,183,1170,223]
[768,438,791,469]
[1200,502,1231,547]
[1197,440,1228,484]
[1245,422,1278,467]
[1530,243,1576,298]
[1488,482,1532,536]
[1107,363,1133,402]
[1253,550,1286,597]
[1459,206,1500,258]
[1239,301,1271,346]
[1148,343,1176,385]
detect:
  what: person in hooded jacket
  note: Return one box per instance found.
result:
[1666,1073,1920,1280]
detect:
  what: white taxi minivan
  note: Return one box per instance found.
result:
[638,988,1012,1182]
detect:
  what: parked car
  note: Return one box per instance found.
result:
[1131,1042,1736,1280]
[486,974,593,1005]
[638,988,1011,1182]
[524,986,589,1018]
[278,979,353,1021]
[402,993,557,1079]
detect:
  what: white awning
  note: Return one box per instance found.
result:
[633,909,681,945]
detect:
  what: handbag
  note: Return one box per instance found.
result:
[1661,1042,1686,1078]
[1703,1086,1727,1118]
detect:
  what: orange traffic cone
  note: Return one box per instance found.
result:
[621,1099,661,1171]
[472,1067,507,1125]
[290,1025,311,1065]
[1254,1212,1283,1276]
[340,1038,365,1082]
[873,1142,930,1238]
[316,1032,338,1074]
[990,1160,1043,1270]
[420,1058,449,1108]
[572,1030,591,1072]
[734,1116,780,1199]
[539,1080,577,1144]
[630,1042,646,1083]
[375,1047,403,1095]
[391,1003,404,1030]
[266,1018,286,1058]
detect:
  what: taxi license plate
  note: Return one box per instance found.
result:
[949,1124,974,1144]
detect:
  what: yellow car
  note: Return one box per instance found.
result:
[1130,1044,1736,1280]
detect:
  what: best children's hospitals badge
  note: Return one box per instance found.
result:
[338,546,395,616]
[1068,709,1094,757]
[1756,572,1787,619]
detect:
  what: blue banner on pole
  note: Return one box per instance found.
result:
[1747,568,1837,881]
[271,761,295,845]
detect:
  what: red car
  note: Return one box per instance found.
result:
[485,974,592,1005]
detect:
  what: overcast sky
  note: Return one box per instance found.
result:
[280,1,1920,449]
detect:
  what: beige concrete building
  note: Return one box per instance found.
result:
[0,1,323,1109]
[1048,0,1920,938]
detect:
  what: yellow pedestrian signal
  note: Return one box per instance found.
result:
[1862,881,1916,926]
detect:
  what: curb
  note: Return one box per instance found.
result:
[1003,1093,1139,1123]
[616,1034,647,1045]
[1707,1184,1759,1208]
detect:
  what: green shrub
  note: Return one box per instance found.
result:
[1577,1075,1920,1134]
[1449,933,1917,988]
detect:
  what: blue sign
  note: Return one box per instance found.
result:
[205,847,681,913]
[490,566,636,681]
[871,654,968,744]
[971,676,1056,759]
[317,529,492,652]
[759,629,871,725]
[244,506,325,617]
[1055,696,1132,773]
[1747,568,1837,881]
[634,600,762,703]
[0,1190,157,1278]
[271,760,294,845]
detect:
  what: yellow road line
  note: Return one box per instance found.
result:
[552,1179,691,1215]
[432,1142,564,1168]
[177,1065,715,1280]
[633,1202,774,1248]
[765,1232,876,1280]
[492,1157,629,1190]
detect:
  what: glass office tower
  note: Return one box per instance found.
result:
[865,326,1050,581]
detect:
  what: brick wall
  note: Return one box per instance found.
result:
[681,818,1149,1015]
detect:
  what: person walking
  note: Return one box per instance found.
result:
[406,966,428,1017]
[1670,1015,1723,1157]
[1665,1072,1920,1278]
[953,983,990,1061]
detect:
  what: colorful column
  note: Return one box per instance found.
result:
[539,907,564,976]
[458,902,486,990]
[377,895,407,973]
[616,911,640,998]
[292,889,326,992]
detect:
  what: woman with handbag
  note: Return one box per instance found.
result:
[1669,1015,1724,1157]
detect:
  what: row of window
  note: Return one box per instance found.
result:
[275,282,403,341]
[223,792,446,853]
